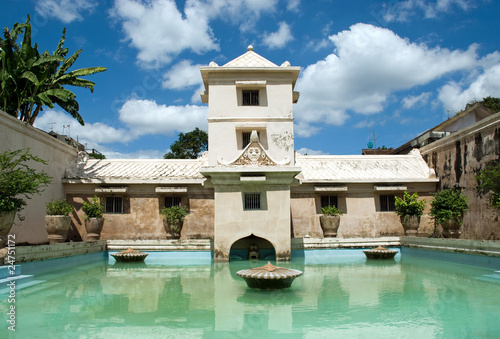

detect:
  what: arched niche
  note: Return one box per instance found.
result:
[229,234,276,261]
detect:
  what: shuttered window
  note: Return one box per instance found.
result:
[165,196,182,208]
[321,195,338,208]
[242,90,259,106]
[105,196,123,214]
[244,193,261,210]
[380,195,396,211]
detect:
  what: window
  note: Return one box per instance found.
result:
[242,132,252,148]
[321,195,338,208]
[165,196,182,208]
[105,196,123,214]
[242,90,259,106]
[380,195,396,212]
[244,193,261,210]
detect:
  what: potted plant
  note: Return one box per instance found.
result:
[160,205,189,239]
[394,191,426,236]
[320,205,342,237]
[430,188,469,238]
[0,149,52,247]
[45,199,73,244]
[82,196,105,241]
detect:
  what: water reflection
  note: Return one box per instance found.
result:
[5,252,500,337]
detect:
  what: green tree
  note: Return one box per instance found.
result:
[0,15,106,125]
[0,149,52,216]
[164,128,208,159]
[476,161,500,209]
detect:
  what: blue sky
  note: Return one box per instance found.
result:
[2,0,500,158]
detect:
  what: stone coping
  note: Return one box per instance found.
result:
[107,239,213,251]
[291,237,401,250]
[401,237,500,257]
[11,240,107,263]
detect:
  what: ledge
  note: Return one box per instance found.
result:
[292,237,401,250]
[107,239,213,251]
[401,237,500,257]
[13,241,107,263]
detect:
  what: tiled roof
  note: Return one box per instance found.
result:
[296,150,437,183]
[64,156,208,184]
[223,49,278,68]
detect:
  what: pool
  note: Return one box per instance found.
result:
[1,248,500,338]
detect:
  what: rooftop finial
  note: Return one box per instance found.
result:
[247,45,253,51]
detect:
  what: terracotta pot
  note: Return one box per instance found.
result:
[85,217,104,241]
[320,215,340,237]
[45,215,71,244]
[0,211,15,248]
[400,215,420,236]
[441,218,462,238]
[163,219,183,239]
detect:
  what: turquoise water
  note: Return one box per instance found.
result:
[1,249,500,338]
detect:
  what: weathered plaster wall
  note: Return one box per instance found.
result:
[420,113,500,240]
[290,183,435,239]
[0,110,78,244]
[65,185,214,241]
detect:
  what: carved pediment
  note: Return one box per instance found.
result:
[218,141,290,167]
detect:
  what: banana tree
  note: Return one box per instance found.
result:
[0,15,106,126]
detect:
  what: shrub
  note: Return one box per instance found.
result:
[394,191,425,218]
[46,199,73,216]
[321,205,343,216]
[82,196,104,219]
[476,161,500,210]
[160,206,189,230]
[430,188,469,225]
[0,149,52,216]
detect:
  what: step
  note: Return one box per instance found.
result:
[0,278,45,294]
[0,265,21,279]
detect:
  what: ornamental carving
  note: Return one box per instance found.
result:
[232,142,277,166]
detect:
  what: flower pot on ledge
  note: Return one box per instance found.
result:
[163,219,183,239]
[320,215,340,237]
[441,218,462,238]
[400,215,420,236]
[0,211,15,248]
[85,217,104,241]
[45,215,71,244]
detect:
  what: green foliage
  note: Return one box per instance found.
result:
[82,196,104,219]
[160,206,189,230]
[482,96,500,113]
[164,128,208,159]
[88,152,106,160]
[394,191,425,218]
[0,15,106,125]
[46,198,73,216]
[321,205,342,216]
[430,188,469,225]
[476,161,500,209]
[0,149,52,215]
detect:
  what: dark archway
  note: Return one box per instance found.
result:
[229,234,276,260]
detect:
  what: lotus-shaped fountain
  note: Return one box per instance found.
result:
[111,248,149,262]
[363,246,398,259]
[236,262,303,289]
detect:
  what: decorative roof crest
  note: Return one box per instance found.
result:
[217,130,290,166]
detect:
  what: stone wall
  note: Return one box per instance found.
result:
[64,184,214,241]
[0,110,78,244]
[420,113,500,240]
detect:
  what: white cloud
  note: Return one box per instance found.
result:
[402,92,432,109]
[286,0,300,11]
[262,22,293,49]
[34,110,133,151]
[294,23,479,134]
[118,99,208,136]
[438,63,500,113]
[296,147,325,156]
[294,121,323,138]
[383,0,472,22]
[162,60,204,90]
[35,0,97,23]
[105,149,167,159]
[111,0,219,67]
